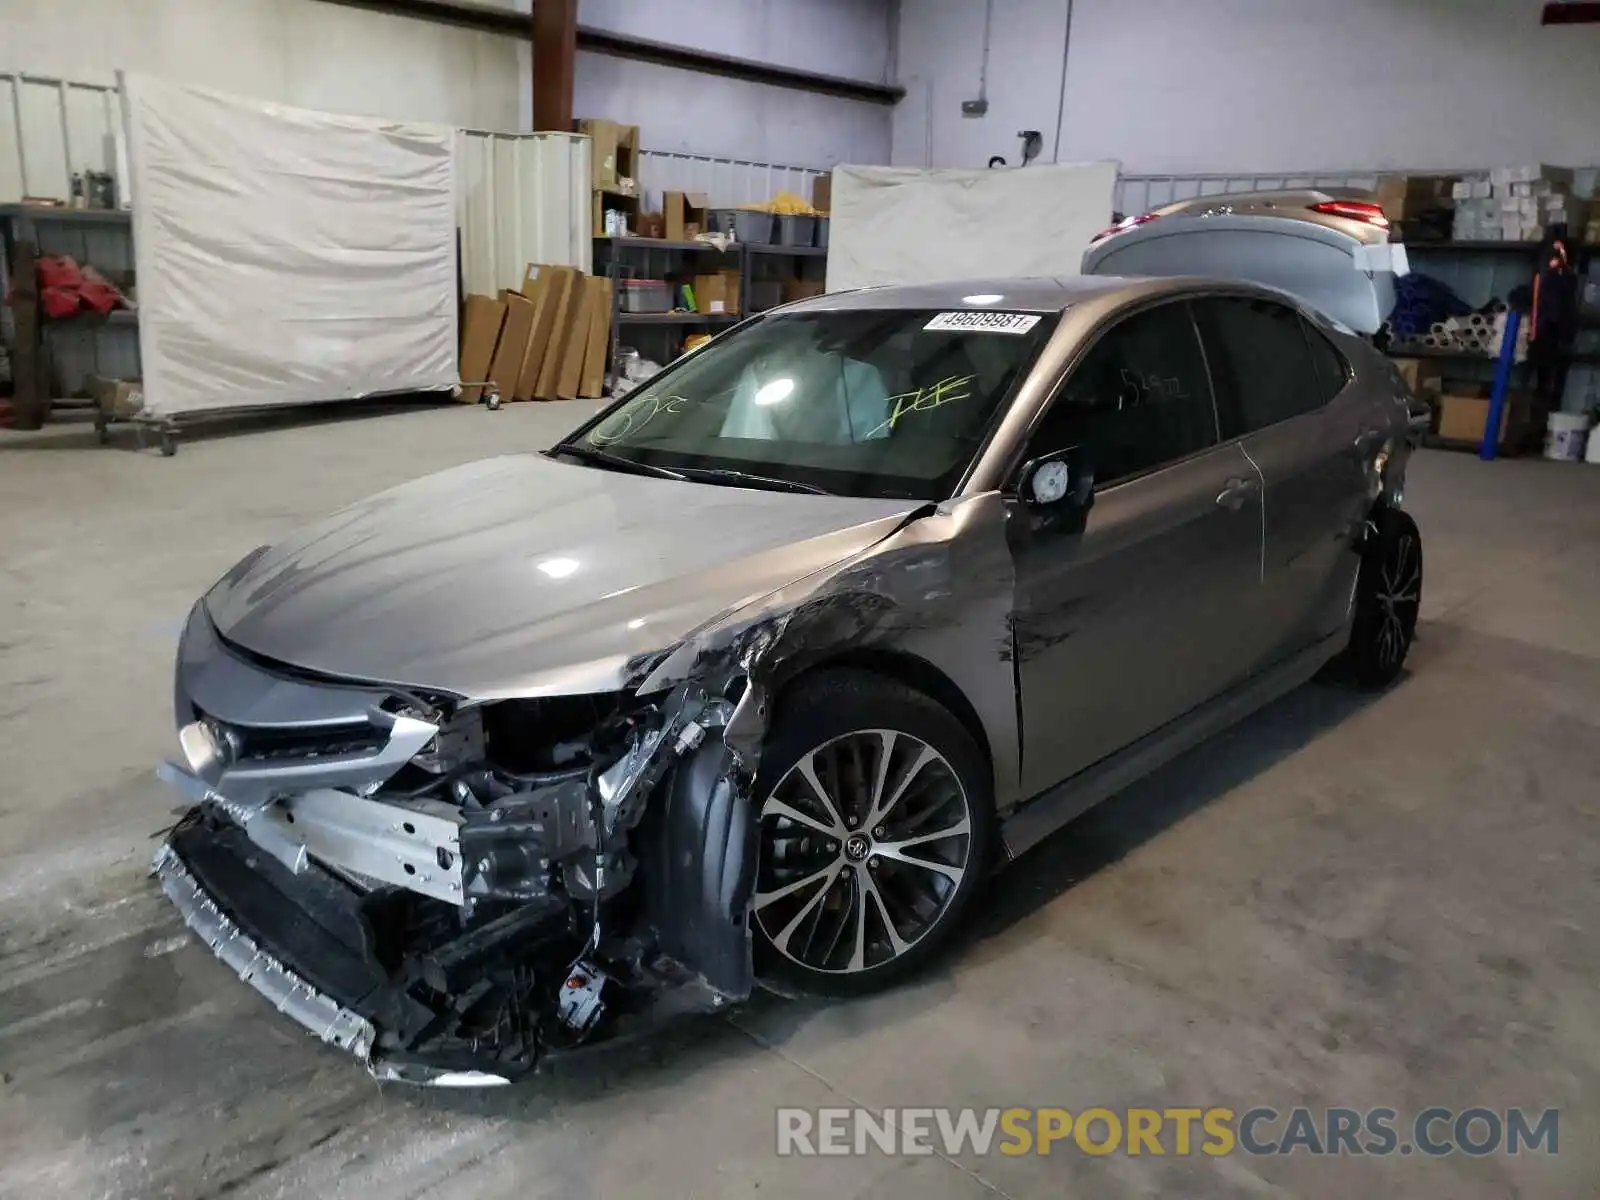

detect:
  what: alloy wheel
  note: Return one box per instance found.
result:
[1374,530,1420,671]
[755,729,973,977]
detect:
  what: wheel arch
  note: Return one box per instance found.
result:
[771,647,996,792]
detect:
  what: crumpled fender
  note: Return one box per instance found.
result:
[634,493,1019,800]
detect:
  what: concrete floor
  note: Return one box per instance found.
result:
[1,406,1597,1199]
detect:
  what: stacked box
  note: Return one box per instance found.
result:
[1489,164,1574,188]
[1451,182,1500,241]
[1452,166,1585,242]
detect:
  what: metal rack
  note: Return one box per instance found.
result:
[0,202,138,432]
[1392,239,1598,454]
[593,234,828,392]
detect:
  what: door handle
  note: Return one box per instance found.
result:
[1215,477,1258,511]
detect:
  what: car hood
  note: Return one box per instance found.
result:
[204,453,924,699]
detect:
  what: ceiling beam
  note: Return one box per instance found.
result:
[319,0,526,37]
[574,28,904,105]
[314,0,904,106]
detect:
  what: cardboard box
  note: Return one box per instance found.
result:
[693,271,741,315]
[88,375,144,418]
[557,277,604,400]
[1375,174,1458,221]
[782,279,826,303]
[664,191,710,242]
[535,270,588,401]
[488,291,536,401]
[577,119,639,193]
[516,265,575,400]
[1390,356,1441,395]
[636,211,665,240]
[580,278,613,399]
[458,293,507,403]
[812,172,832,214]
[1437,391,1532,448]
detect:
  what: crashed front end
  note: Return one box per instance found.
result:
[155,602,759,1085]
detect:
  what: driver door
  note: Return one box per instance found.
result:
[1007,299,1267,797]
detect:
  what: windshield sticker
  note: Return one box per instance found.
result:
[863,374,975,439]
[590,394,689,445]
[924,311,1040,335]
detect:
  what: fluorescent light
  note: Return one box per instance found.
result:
[962,293,1003,305]
[538,557,580,579]
[753,378,795,406]
[627,618,647,630]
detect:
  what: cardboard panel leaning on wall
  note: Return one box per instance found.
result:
[826,162,1119,293]
[124,72,458,419]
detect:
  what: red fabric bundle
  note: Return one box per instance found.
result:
[36,256,85,290]
[41,286,81,319]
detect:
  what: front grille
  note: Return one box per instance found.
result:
[189,704,389,764]
[230,722,387,763]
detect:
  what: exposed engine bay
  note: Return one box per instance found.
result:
[157,608,763,1085]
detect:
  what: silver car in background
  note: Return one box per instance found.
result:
[153,207,1422,1085]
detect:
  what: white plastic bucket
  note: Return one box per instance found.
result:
[1544,412,1589,461]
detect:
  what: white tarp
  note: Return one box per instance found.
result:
[124,73,457,419]
[826,162,1120,293]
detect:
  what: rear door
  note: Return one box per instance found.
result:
[1082,214,1399,335]
[1192,295,1381,669]
[1007,299,1265,795]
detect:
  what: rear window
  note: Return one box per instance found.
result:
[1302,320,1350,404]
[1194,297,1327,437]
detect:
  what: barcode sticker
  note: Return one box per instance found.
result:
[924,311,1041,334]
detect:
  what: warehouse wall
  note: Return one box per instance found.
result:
[576,0,897,168]
[892,0,1600,174]
[0,0,528,128]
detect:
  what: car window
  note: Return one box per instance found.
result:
[1023,301,1218,487]
[1302,319,1350,404]
[1194,296,1327,437]
[573,309,1054,501]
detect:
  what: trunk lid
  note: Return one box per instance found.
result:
[1082,203,1405,334]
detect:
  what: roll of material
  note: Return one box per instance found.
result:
[1430,321,1449,335]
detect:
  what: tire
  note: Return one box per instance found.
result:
[1343,506,1422,689]
[750,669,991,996]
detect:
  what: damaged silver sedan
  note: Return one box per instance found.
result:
[154,272,1423,1084]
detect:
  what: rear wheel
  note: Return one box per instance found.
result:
[1344,507,1422,688]
[751,670,990,996]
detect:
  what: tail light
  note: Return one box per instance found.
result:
[1090,211,1161,244]
[1309,200,1391,230]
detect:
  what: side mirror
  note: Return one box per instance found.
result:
[1017,447,1095,534]
[1019,447,1094,510]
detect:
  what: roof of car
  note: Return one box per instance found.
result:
[776,275,1155,315]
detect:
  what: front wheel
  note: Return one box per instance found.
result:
[1343,507,1422,688]
[751,670,990,996]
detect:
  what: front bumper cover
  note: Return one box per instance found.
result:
[153,839,379,1061]
[153,812,541,1086]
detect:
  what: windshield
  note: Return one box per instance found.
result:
[565,308,1055,500]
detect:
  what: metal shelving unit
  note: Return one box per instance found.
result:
[745,243,827,259]
[618,312,740,326]
[593,232,828,391]
[1,203,139,432]
[1393,344,1600,366]
[1393,237,1599,456]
